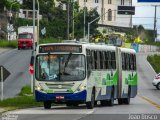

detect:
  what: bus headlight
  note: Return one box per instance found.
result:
[77,84,86,92]
[36,85,43,91]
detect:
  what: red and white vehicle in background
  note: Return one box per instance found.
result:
[18,26,37,50]
[152,73,160,90]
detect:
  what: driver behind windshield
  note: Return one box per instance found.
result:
[41,55,59,80]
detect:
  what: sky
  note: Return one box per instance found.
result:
[132,0,160,35]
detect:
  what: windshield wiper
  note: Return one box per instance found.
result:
[63,52,72,74]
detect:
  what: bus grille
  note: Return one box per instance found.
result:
[46,84,74,89]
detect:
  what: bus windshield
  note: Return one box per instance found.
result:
[35,54,86,81]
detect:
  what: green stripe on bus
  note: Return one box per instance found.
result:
[128,73,138,85]
[105,71,118,86]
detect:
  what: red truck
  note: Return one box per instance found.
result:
[18,26,37,50]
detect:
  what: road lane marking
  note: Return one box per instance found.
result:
[139,95,160,109]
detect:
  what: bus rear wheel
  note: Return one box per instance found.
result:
[44,101,52,109]
[118,98,123,105]
[123,86,131,104]
[86,89,95,109]
[100,100,107,106]
[123,97,130,104]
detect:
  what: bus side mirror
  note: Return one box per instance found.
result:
[29,56,34,75]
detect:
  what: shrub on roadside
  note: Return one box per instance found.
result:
[147,54,160,73]
[0,40,17,48]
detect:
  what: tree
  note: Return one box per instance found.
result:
[74,7,100,38]
[0,0,20,12]
[15,0,100,39]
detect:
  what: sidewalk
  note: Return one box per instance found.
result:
[0,48,12,55]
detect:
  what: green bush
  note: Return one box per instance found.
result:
[19,86,32,96]
[147,54,160,73]
[0,40,17,48]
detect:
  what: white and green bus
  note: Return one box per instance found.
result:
[34,43,137,109]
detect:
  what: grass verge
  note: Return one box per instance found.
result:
[147,54,160,73]
[0,40,17,48]
[0,86,42,113]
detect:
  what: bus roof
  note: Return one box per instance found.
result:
[38,43,136,53]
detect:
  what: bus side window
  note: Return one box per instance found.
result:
[105,51,109,69]
[100,51,103,69]
[108,51,112,69]
[126,53,130,70]
[91,50,95,69]
[86,49,91,75]
[103,51,106,69]
[130,54,134,70]
[111,51,116,69]
[94,51,98,69]
[133,54,136,70]
[122,53,125,70]
[86,49,91,69]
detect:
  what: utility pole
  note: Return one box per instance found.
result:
[37,0,39,44]
[84,1,86,39]
[72,0,74,40]
[33,0,36,96]
[101,0,104,24]
[153,5,157,42]
[67,0,70,40]
[130,0,132,28]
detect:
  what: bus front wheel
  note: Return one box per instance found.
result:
[44,101,52,109]
[86,89,95,109]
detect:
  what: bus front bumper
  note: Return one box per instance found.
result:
[35,90,87,102]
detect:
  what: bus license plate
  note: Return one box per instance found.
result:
[56,96,64,99]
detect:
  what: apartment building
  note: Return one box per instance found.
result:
[78,0,132,32]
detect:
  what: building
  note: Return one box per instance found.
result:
[78,0,132,33]
[19,9,42,20]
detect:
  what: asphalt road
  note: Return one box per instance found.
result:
[0,50,160,120]
[0,49,32,99]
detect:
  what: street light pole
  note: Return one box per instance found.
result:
[88,10,116,42]
[87,16,100,42]
[8,1,17,41]
[9,2,17,21]
[37,0,39,44]
[33,0,36,96]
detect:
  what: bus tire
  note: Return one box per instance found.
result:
[100,100,108,106]
[66,102,72,107]
[108,87,114,106]
[18,47,20,50]
[94,101,97,106]
[123,86,131,105]
[86,89,95,109]
[73,103,79,107]
[44,101,51,109]
[118,98,123,105]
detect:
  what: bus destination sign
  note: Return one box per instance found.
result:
[39,45,82,53]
